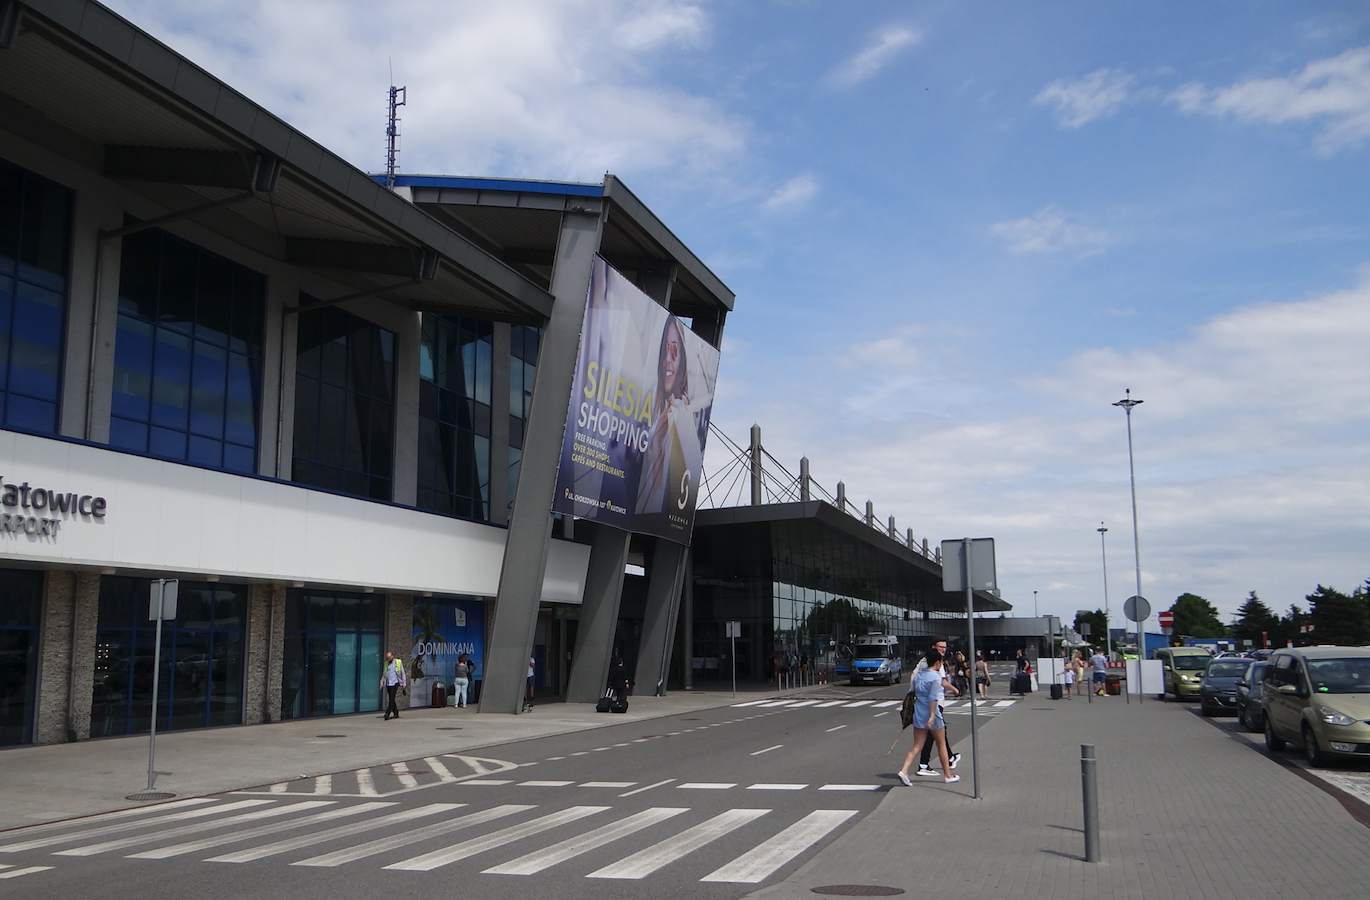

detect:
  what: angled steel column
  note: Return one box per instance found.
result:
[634,538,688,696]
[565,524,631,703]
[481,208,604,714]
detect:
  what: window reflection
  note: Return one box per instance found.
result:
[417,314,492,520]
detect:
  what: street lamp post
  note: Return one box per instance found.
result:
[1113,388,1145,703]
[1097,524,1111,659]
[1033,590,1038,619]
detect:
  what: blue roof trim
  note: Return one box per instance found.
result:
[373,174,604,198]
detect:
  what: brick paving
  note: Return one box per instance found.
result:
[749,690,1370,900]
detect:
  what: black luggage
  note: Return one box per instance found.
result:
[1049,683,1064,700]
[610,698,629,713]
[1012,672,1033,694]
[596,693,613,713]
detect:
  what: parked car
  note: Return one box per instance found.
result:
[1156,646,1213,701]
[1236,660,1270,732]
[1245,649,1274,661]
[1262,647,1370,767]
[1199,657,1250,715]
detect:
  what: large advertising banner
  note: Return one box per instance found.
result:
[553,256,720,542]
[410,597,484,683]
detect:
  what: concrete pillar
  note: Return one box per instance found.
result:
[265,583,285,722]
[490,322,511,522]
[260,273,299,478]
[34,570,75,744]
[390,311,422,505]
[799,457,810,502]
[750,424,762,505]
[243,583,285,725]
[889,516,897,539]
[386,592,412,712]
[836,481,846,512]
[565,524,630,703]
[865,500,875,527]
[483,207,604,714]
[682,550,694,690]
[635,538,687,696]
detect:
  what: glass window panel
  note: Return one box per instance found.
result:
[187,434,222,467]
[230,269,264,358]
[344,394,367,473]
[224,353,258,447]
[109,416,148,453]
[285,593,305,632]
[307,635,333,717]
[292,374,318,461]
[308,593,334,631]
[209,629,243,726]
[358,632,381,712]
[360,593,383,631]
[317,384,346,468]
[157,238,196,331]
[5,395,55,433]
[223,442,255,474]
[149,425,187,460]
[0,164,19,268]
[151,327,191,429]
[333,632,358,714]
[320,333,347,387]
[282,633,305,719]
[118,229,159,320]
[111,314,152,420]
[9,281,63,400]
[189,340,227,438]
[508,358,522,419]
[18,176,71,285]
[368,399,392,476]
[195,253,232,345]
[169,630,211,730]
[294,309,321,379]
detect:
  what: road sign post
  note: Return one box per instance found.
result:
[146,579,178,791]
[1122,595,1151,705]
[725,621,740,699]
[942,537,996,801]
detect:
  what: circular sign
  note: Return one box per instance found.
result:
[1157,610,1174,627]
[1123,595,1151,622]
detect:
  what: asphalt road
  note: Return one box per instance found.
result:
[0,679,1021,898]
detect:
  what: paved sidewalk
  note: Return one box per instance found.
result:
[750,690,1370,900]
[0,684,812,831]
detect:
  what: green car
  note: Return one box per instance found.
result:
[1156,647,1212,701]
[1262,647,1370,767]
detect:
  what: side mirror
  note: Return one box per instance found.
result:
[1236,680,1247,688]
[1277,684,1298,695]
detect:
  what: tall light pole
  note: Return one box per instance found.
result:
[1033,590,1038,618]
[1097,523,1111,658]
[1113,389,1145,661]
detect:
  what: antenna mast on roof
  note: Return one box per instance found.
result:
[385,84,406,188]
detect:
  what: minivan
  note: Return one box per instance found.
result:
[1262,647,1370,767]
[1155,647,1213,701]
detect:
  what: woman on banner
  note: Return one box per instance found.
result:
[635,315,704,519]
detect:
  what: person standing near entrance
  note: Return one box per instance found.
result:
[524,655,536,711]
[1091,648,1109,696]
[453,654,472,708]
[381,651,406,720]
[912,638,961,776]
[975,651,991,700]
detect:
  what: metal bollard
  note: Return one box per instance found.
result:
[1081,744,1100,863]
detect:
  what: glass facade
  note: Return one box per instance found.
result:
[0,568,42,746]
[416,314,491,520]
[90,577,246,737]
[507,325,539,506]
[0,159,72,434]
[292,305,395,500]
[282,588,384,719]
[110,228,264,472]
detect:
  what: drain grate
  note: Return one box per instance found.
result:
[125,791,176,802]
[315,734,347,738]
[812,887,905,897]
[436,726,462,731]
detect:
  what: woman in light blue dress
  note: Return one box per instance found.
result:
[897,648,960,785]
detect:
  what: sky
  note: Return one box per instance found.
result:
[104,0,1370,627]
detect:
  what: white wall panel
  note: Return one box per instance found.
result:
[0,431,589,602]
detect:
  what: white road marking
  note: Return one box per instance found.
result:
[208,803,461,863]
[385,806,608,871]
[815,701,846,708]
[614,743,632,747]
[570,751,590,756]
[462,779,514,786]
[392,763,418,788]
[678,783,736,790]
[0,799,215,844]
[619,778,676,797]
[784,700,821,708]
[701,809,857,883]
[842,701,874,708]
[482,807,688,875]
[355,768,378,796]
[591,747,611,752]
[547,755,568,759]
[825,725,847,732]
[757,700,795,707]
[313,775,332,794]
[269,782,289,793]
[994,700,1016,707]
[0,866,52,879]
[872,700,901,708]
[818,784,882,792]
[580,782,635,789]
[588,808,771,880]
[519,781,574,787]
[295,804,532,868]
[0,800,266,853]
[746,784,807,791]
[57,801,334,856]
[730,700,769,707]
[128,801,393,859]
[750,745,783,756]
[425,757,457,783]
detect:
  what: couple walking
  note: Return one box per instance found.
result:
[896,638,962,786]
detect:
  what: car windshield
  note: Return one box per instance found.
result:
[1306,658,1370,694]
[1173,655,1210,671]
[1206,661,1248,678]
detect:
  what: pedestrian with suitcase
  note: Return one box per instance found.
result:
[605,656,630,713]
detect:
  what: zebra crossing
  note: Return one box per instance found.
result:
[0,795,858,884]
[731,697,1018,716]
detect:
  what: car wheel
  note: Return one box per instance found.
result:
[1302,724,1328,768]
[1265,715,1286,752]
[1242,707,1257,732]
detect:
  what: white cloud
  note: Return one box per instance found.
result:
[1035,68,1134,127]
[103,0,741,181]
[991,205,1110,255]
[1169,46,1370,153]
[761,173,818,212]
[828,26,921,88]
[708,276,1370,623]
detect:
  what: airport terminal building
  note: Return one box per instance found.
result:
[0,0,1006,749]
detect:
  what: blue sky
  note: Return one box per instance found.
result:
[108,1,1370,627]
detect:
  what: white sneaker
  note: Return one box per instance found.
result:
[897,771,913,787]
[915,765,938,777]
[945,774,961,784]
[949,753,961,770]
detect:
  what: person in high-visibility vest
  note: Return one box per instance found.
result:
[381,651,407,720]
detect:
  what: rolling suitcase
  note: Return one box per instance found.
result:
[1049,683,1064,700]
[610,698,629,713]
[1012,672,1033,694]
[432,683,447,709]
[596,690,613,713]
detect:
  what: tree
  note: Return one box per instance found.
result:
[1308,585,1370,646]
[1232,591,1278,649]
[1271,604,1308,648]
[1074,609,1110,650]
[1169,593,1225,639]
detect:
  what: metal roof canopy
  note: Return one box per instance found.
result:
[389,173,735,343]
[2,0,553,320]
[695,501,1012,615]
